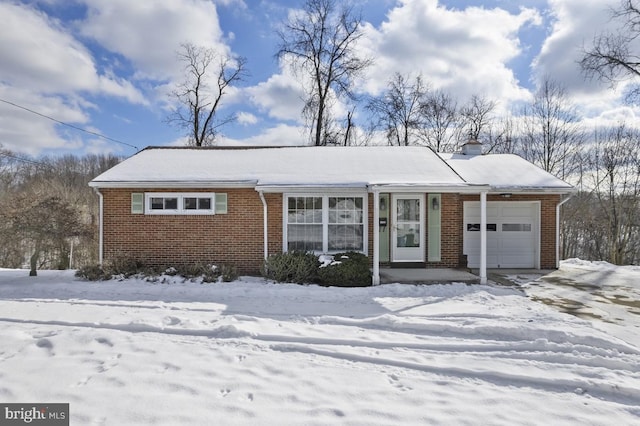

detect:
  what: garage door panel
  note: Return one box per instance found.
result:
[464,201,538,269]
[501,206,533,217]
[501,239,533,251]
[499,255,534,268]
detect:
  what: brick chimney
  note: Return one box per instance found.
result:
[461,139,483,155]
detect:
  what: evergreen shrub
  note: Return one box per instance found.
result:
[318,251,371,287]
[262,251,320,284]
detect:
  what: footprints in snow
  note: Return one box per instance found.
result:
[74,339,122,387]
[158,362,181,373]
[219,388,254,402]
[388,373,413,392]
[36,338,54,353]
[95,337,113,347]
[96,353,121,373]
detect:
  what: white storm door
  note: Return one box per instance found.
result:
[392,194,425,262]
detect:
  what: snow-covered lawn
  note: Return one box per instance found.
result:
[0,263,639,425]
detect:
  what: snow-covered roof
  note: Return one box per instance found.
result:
[89,146,573,193]
[439,153,574,192]
[90,146,473,190]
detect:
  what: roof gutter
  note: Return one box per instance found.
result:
[92,188,104,265]
[258,190,269,261]
[487,187,577,194]
[88,180,257,189]
[256,184,368,193]
[368,184,491,193]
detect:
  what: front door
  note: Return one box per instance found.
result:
[392,194,425,262]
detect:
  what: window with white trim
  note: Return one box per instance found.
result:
[328,197,364,251]
[142,193,226,215]
[285,194,366,253]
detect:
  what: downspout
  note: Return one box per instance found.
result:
[479,191,487,285]
[93,188,104,265]
[258,190,268,260]
[556,193,574,268]
[372,189,380,285]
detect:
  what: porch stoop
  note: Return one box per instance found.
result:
[379,268,479,284]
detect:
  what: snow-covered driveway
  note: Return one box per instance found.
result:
[0,268,639,425]
[513,259,640,346]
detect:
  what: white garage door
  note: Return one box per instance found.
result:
[464,201,539,268]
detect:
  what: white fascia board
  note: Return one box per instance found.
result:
[489,186,576,194]
[256,183,368,193]
[88,180,258,189]
[368,183,491,193]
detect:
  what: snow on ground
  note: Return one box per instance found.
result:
[509,259,640,346]
[0,266,639,425]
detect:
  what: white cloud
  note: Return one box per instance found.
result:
[246,68,306,122]
[236,111,259,125]
[214,0,247,8]
[359,0,541,105]
[219,124,307,146]
[0,2,150,155]
[533,0,621,96]
[0,83,92,155]
[531,0,640,125]
[83,137,127,156]
[0,2,144,102]
[78,0,229,81]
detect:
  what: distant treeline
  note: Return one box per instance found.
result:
[1,138,639,275]
[0,147,121,274]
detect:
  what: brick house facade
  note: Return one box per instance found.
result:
[91,146,573,283]
[101,188,271,275]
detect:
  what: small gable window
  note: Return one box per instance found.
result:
[151,197,178,211]
[142,193,227,215]
[184,197,212,210]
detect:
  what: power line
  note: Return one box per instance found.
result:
[0,151,46,166]
[0,97,139,151]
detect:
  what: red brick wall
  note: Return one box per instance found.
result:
[458,193,561,269]
[426,193,463,268]
[100,188,282,275]
[101,188,560,275]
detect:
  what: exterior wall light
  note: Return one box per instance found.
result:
[431,197,439,210]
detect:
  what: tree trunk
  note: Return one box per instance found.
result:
[30,239,41,277]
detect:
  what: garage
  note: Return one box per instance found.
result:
[463,201,540,268]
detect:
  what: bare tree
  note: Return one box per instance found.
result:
[367,73,428,146]
[337,105,367,146]
[519,78,583,179]
[458,94,497,149]
[484,116,519,154]
[1,195,86,276]
[0,151,121,270]
[580,0,640,101]
[585,124,640,264]
[277,0,371,146]
[168,43,247,146]
[419,89,458,152]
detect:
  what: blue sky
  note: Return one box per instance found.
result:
[1,0,637,157]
